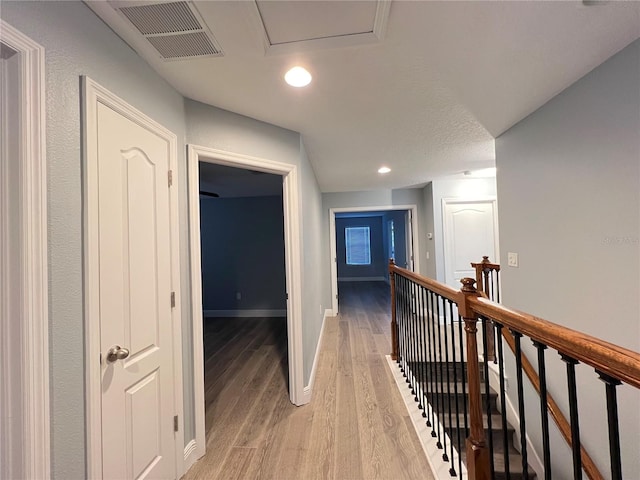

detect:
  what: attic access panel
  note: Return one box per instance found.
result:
[254,0,391,55]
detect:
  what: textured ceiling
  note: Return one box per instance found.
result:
[89,1,640,192]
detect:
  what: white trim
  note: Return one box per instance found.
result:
[82,77,183,479]
[0,21,49,480]
[329,205,421,315]
[183,439,198,473]
[338,276,386,282]
[302,308,332,403]
[247,0,391,56]
[203,309,287,318]
[187,144,306,473]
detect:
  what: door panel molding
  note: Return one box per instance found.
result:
[82,77,183,479]
[0,20,49,480]
[186,144,304,472]
[441,197,499,289]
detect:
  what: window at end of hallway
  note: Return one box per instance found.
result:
[345,226,371,265]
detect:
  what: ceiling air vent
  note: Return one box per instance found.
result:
[117,1,223,60]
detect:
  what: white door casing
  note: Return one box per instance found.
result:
[405,209,414,270]
[83,77,183,479]
[0,21,49,480]
[186,144,304,472]
[442,198,499,289]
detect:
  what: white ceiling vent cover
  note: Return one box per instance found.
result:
[117,1,223,60]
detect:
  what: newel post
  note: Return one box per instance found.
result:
[389,258,398,361]
[459,277,491,480]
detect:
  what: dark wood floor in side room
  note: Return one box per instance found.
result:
[181,281,434,480]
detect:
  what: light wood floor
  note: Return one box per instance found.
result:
[181,281,435,480]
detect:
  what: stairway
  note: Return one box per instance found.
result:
[408,361,537,480]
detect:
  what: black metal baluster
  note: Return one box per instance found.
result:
[425,288,436,432]
[457,313,469,438]
[512,331,529,480]
[434,293,444,450]
[419,286,428,418]
[481,316,495,479]
[416,285,425,411]
[560,354,582,480]
[533,341,551,480]
[409,281,417,392]
[449,300,461,477]
[597,371,623,480]
[400,277,407,378]
[429,290,440,440]
[495,322,510,479]
[399,276,407,374]
[397,276,403,370]
[442,298,455,470]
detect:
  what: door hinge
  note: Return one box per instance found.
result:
[285,293,289,300]
[168,170,173,187]
[170,291,176,308]
[173,415,179,432]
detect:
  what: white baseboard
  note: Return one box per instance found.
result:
[183,439,200,474]
[302,309,332,403]
[203,309,287,318]
[338,276,386,282]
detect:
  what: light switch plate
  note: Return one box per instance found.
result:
[507,252,519,267]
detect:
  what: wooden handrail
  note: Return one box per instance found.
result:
[389,260,640,480]
[471,256,499,361]
[472,259,604,480]
[500,329,603,480]
[470,255,500,297]
[389,262,460,303]
[389,259,398,361]
[469,297,640,390]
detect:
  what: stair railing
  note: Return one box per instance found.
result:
[389,259,640,480]
[390,259,484,478]
[472,259,602,480]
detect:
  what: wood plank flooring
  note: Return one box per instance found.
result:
[181,281,435,480]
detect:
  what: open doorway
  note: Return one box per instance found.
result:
[197,162,288,434]
[187,145,305,470]
[329,205,419,314]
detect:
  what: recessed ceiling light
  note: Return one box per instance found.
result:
[378,166,391,174]
[284,66,312,87]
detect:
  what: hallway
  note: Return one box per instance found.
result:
[181,281,434,480]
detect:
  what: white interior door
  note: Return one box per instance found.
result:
[443,199,498,289]
[90,88,178,479]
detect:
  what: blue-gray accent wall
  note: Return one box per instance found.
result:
[199,195,286,312]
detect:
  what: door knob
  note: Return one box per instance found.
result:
[106,345,130,363]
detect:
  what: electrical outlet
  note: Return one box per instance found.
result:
[507,252,519,268]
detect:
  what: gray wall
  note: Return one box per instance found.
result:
[422,183,437,279]
[0,4,330,475]
[496,39,640,478]
[199,195,286,312]
[0,3,188,478]
[186,98,330,400]
[336,216,386,280]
